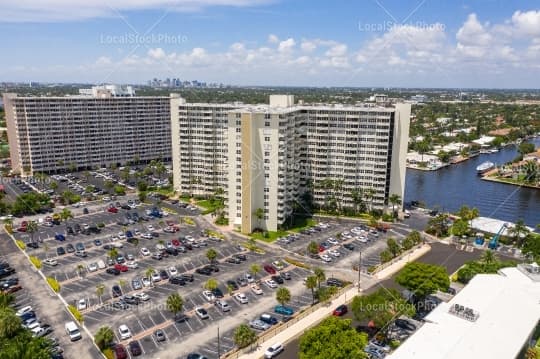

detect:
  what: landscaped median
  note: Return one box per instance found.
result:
[46,277,61,293]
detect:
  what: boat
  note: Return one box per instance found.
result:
[476,161,495,175]
[488,149,499,153]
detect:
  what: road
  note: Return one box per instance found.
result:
[277,241,483,359]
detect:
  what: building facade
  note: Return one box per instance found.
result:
[172,95,410,233]
[4,91,171,175]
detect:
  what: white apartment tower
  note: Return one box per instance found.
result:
[171,95,410,234]
[4,91,171,175]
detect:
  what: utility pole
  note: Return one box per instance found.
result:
[217,324,221,358]
[358,249,362,293]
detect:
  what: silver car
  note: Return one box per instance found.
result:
[249,319,270,331]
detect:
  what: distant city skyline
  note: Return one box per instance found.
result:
[1,1,540,88]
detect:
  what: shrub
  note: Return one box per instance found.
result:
[46,277,61,293]
[215,217,229,226]
[284,257,310,270]
[97,222,105,228]
[5,224,13,234]
[68,304,84,323]
[183,217,195,225]
[15,240,26,250]
[102,349,114,359]
[29,256,42,269]
[367,265,378,274]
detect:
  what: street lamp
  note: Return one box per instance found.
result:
[217,324,221,358]
[358,249,362,293]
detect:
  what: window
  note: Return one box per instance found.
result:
[264,151,270,156]
[264,188,269,192]
[265,173,269,178]
[264,136,270,142]
[265,121,270,127]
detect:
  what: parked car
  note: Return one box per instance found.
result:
[114,344,128,359]
[264,343,284,359]
[118,324,132,340]
[333,304,348,316]
[394,318,417,331]
[249,319,270,331]
[195,307,209,319]
[260,314,278,325]
[56,247,65,256]
[274,305,294,316]
[112,285,122,297]
[263,264,277,275]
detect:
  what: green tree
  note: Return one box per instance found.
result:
[480,249,497,265]
[96,284,105,304]
[26,220,38,244]
[166,293,184,316]
[0,307,21,339]
[350,188,366,214]
[386,237,402,258]
[313,267,326,290]
[299,317,368,359]
[305,275,318,304]
[518,142,535,155]
[204,278,218,291]
[276,287,291,306]
[0,293,14,308]
[60,208,73,222]
[416,140,431,163]
[396,262,450,300]
[307,241,319,256]
[233,324,258,349]
[523,160,539,183]
[451,218,469,237]
[508,219,530,246]
[388,194,402,217]
[253,208,264,230]
[426,213,450,237]
[94,326,114,350]
[145,267,155,280]
[107,248,118,260]
[206,248,218,263]
[249,263,261,277]
[351,288,415,328]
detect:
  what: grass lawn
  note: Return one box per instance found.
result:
[196,199,223,214]
[250,230,288,243]
[287,218,317,233]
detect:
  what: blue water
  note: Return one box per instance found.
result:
[404,137,540,227]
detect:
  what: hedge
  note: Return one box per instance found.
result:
[68,304,84,323]
[29,256,42,269]
[284,257,310,270]
[15,240,26,250]
[46,277,61,293]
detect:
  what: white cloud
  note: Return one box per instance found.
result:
[0,0,272,22]
[325,44,347,57]
[278,38,296,52]
[268,34,279,44]
[95,56,112,66]
[511,10,540,37]
[148,47,166,59]
[456,13,492,46]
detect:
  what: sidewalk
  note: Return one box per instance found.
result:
[237,286,360,359]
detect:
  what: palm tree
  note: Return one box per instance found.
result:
[249,264,261,278]
[480,250,497,265]
[76,264,85,278]
[350,188,365,214]
[509,219,530,246]
[206,248,218,263]
[26,220,38,244]
[253,208,264,230]
[96,284,105,304]
[204,278,219,291]
[145,267,155,279]
[233,324,258,349]
[276,287,291,306]
[305,275,318,304]
[166,293,184,316]
[94,326,114,350]
[118,279,127,291]
[416,140,431,162]
[307,241,319,256]
[364,187,375,213]
[107,248,119,260]
[60,208,73,222]
[50,181,58,191]
[523,160,539,184]
[0,293,14,308]
[0,308,21,338]
[388,194,402,217]
[313,267,326,290]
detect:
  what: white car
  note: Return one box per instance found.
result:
[147,225,155,232]
[168,266,178,276]
[141,232,153,239]
[134,229,141,237]
[110,235,119,242]
[265,279,277,288]
[82,224,90,230]
[245,273,254,283]
[265,343,284,358]
[112,242,123,248]
[250,283,264,295]
[77,299,87,310]
[87,262,98,272]
[118,232,126,240]
[328,249,340,257]
[202,290,216,302]
[327,238,339,245]
[126,253,134,261]
[118,324,132,340]
[141,277,152,287]
[126,261,138,269]
[185,235,195,243]
[134,292,150,301]
[43,258,58,266]
[272,261,284,271]
[234,293,249,304]
[320,254,332,262]
[357,236,368,243]
[155,243,165,251]
[151,272,161,282]
[195,307,209,319]
[140,247,151,256]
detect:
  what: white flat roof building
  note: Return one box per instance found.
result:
[471,217,535,236]
[388,264,540,359]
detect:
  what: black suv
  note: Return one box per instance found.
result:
[169,276,186,285]
[123,295,140,305]
[180,273,194,282]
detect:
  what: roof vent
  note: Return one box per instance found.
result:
[449,303,479,322]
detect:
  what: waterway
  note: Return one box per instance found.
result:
[404,137,540,227]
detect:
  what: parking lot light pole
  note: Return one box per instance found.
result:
[358,249,362,293]
[217,324,221,358]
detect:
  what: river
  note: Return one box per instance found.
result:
[404,137,540,227]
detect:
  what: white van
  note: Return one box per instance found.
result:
[65,321,82,341]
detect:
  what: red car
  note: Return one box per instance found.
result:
[263,264,276,275]
[114,344,128,359]
[17,227,27,232]
[333,304,348,316]
[107,206,118,213]
[166,220,177,226]
[171,239,181,247]
[114,264,128,272]
[318,245,325,253]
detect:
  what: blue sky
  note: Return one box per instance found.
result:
[1,0,540,88]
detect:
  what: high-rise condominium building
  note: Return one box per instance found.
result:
[171,95,410,233]
[3,89,171,175]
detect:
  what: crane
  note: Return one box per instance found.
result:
[488,223,508,250]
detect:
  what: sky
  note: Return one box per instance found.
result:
[1,0,540,88]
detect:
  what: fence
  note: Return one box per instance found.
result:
[222,285,352,359]
[369,243,426,275]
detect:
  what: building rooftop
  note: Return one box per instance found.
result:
[471,216,535,236]
[388,265,540,359]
